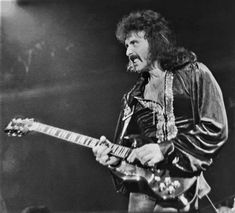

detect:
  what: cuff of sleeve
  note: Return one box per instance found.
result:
[109,159,122,168]
[158,141,174,157]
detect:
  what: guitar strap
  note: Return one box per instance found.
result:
[119,105,135,140]
[204,194,219,213]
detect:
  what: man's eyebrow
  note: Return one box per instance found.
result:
[130,39,138,43]
[125,39,138,46]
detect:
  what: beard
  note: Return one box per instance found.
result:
[126,57,153,73]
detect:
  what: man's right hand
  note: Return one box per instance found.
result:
[92,136,120,166]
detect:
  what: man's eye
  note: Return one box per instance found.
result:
[130,41,138,46]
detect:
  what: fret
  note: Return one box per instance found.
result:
[119,150,124,158]
[55,128,61,136]
[80,136,87,146]
[39,124,51,135]
[64,131,70,139]
[88,139,95,147]
[68,133,77,142]
[120,150,125,158]
[119,147,125,155]
[47,126,53,134]
[113,145,119,154]
[86,137,93,147]
[79,136,86,145]
[65,132,72,140]
[112,145,119,157]
[44,126,50,133]
[120,147,125,155]
[111,144,116,153]
[84,137,90,145]
[93,140,99,147]
[49,127,56,136]
[80,136,92,148]
[74,135,81,143]
[37,123,44,132]
[55,129,60,137]
[72,134,80,144]
[53,127,58,135]
[58,130,65,138]
[49,127,57,135]
[83,136,90,146]
[62,131,68,139]
[86,137,92,146]
[58,130,63,138]
[74,134,80,142]
[92,139,98,147]
[111,144,117,153]
[122,147,127,155]
[75,135,82,144]
[116,146,122,155]
[83,137,90,146]
[124,148,131,158]
[120,147,127,158]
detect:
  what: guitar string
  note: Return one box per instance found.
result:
[35,122,131,159]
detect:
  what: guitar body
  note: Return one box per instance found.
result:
[109,160,197,208]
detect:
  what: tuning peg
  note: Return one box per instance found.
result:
[5,117,34,137]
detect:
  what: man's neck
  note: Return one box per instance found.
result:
[143,61,165,102]
[148,61,165,81]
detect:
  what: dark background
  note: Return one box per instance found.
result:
[1,0,235,212]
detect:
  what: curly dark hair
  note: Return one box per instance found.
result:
[116,10,196,71]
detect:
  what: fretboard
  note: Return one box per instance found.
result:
[33,122,131,159]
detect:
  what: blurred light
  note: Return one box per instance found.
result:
[0,0,17,18]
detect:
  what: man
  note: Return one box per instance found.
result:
[92,10,228,212]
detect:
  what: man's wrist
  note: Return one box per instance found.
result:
[158,141,174,157]
[110,158,121,167]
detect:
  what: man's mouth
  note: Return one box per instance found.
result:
[129,55,141,63]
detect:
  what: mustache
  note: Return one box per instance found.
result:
[126,54,142,72]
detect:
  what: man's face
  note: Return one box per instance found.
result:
[125,31,150,73]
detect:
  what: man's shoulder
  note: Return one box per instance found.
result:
[174,61,212,78]
[172,62,216,91]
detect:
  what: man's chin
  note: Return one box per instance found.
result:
[136,66,151,73]
[127,62,150,73]
[127,68,149,74]
[129,67,143,73]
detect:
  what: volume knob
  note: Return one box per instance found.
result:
[167,185,175,195]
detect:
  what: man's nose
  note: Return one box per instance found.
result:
[126,46,133,57]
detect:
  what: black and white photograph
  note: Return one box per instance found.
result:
[1,0,235,212]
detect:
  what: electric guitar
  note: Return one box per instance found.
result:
[4,117,197,207]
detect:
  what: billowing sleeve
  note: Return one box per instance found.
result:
[163,63,228,174]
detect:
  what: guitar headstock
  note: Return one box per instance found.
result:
[4,117,36,137]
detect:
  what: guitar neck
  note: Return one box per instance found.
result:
[33,122,131,159]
